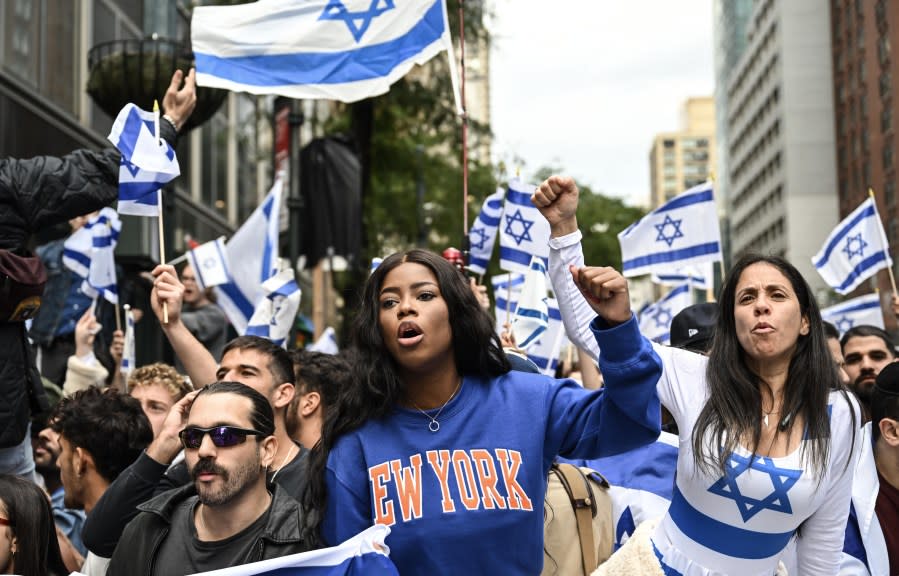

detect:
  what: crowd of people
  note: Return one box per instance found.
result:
[1,74,897,574]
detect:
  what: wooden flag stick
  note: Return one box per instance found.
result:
[115,301,121,333]
[154,100,168,324]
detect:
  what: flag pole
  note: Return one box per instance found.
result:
[458,0,471,268]
[154,100,169,324]
[870,188,898,295]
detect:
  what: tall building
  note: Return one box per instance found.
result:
[831,0,899,307]
[725,0,839,294]
[649,97,716,208]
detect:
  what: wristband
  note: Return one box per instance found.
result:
[162,113,179,131]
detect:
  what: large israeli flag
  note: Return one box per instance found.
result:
[186,237,232,290]
[107,104,180,217]
[638,283,692,345]
[821,293,885,336]
[189,525,398,575]
[812,197,893,295]
[216,180,284,333]
[618,182,722,277]
[468,188,505,275]
[499,179,550,274]
[245,268,302,348]
[192,0,458,107]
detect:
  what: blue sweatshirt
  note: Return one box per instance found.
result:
[322,315,662,574]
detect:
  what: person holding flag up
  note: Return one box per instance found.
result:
[0,69,195,480]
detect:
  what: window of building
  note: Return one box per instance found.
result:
[883,141,894,170]
[881,71,892,99]
[663,139,675,148]
[201,112,229,216]
[882,106,892,134]
[886,179,896,207]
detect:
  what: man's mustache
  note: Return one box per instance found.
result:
[191,458,227,480]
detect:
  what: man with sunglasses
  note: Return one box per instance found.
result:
[108,381,311,574]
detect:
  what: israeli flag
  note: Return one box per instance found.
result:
[495,284,565,377]
[121,305,136,383]
[107,104,180,217]
[216,180,283,333]
[192,0,458,109]
[308,326,339,355]
[651,261,712,290]
[822,293,885,336]
[62,225,93,279]
[812,197,893,295]
[510,256,549,350]
[618,182,722,277]
[468,187,505,275]
[638,283,692,345]
[187,525,398,575]
[499,179,550,274]
[492,271,525,333]
[186,237,231,291]
[82,209,122,305]
[245,268,302,348]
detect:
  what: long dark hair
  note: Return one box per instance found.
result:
[303,249,509,543]
[0,474,68,576]
[694,253,855,476]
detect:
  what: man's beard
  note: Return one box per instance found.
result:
[851,372,875,406]
[190,456,262,507]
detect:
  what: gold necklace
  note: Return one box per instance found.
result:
[411,379,463,433]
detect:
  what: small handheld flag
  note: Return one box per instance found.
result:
[245,268,302,348]
[186,237,232,290]
[468,187,505,275]
[499,179,550,274]
[510,256,549,350]
[821,293,885,335]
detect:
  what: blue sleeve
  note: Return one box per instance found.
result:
[546,313,661,461]
[322,436,374,546]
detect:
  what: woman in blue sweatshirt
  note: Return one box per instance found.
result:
[305,249,662,574]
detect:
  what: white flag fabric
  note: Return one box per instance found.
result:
[62,225,93,279]
[107,104,180,217]
[495,282,565,377]
[812,197,893,295]
[121,305,136,383]
[468,187,505,275]
[618,182,722,277]
[82,209,122,305]
[187,524,398,575]
[821,293,885,336]
[651,261,713,290]
[192,0,457,108]
[187,237,232,290]
[245,268,302,348]
[638,284,692,345]
[499,179,550,274]
[216,180,283,333]
[492,272,525,332]
[510,256,549,350]
[308,326,339,355]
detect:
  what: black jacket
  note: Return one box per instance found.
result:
[106,482,312,576]
[0,122,178,447]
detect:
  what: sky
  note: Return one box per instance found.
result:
[488,0,715,207]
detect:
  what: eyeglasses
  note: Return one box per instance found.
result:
[179,426,266,450]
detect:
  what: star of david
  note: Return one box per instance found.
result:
[470,226,488,251]
[121,158,141,178]
[842,233,868,260]
[835,315,854,334]
[651,306,672,329]
[269,297,285,326]
[504,209,535,246]
[202,257,218,271]
[655,214,684,247]
[319,0,395,43]
[707,453,802,522]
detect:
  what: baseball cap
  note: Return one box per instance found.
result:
[670,302,718,353]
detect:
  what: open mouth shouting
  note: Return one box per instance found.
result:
[398,321,424,347]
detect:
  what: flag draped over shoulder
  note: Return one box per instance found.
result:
[468,188,505,275]
[638,284,692,345]
[499,179,549,274]
[187,524,398,576]
[187,237,232,290]
[216,180,283,333]
[245,268,302,348]
[821,293,885,335]
[192,0,457,106]
[107,104,180,216]
[618,182,721,277]
[308,326,339,354]
[812,197,893,295]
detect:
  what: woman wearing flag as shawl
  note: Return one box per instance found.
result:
[533,175,861,575]
[305,248,662,574]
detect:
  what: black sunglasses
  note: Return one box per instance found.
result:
[179,426,267,450]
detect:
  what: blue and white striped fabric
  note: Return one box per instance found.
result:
[191,0,455,106]
[121,305,136,381]
[812,197,892,295]
[510,256,549,350]
[370,257,384,276]
[638,283,692,345]
[468,187,505,275]
[651,261,712,290]
[308,326,339,354]
[64,208,123,305]
[216,180,283,333]
[107,104,180,217]
[187,524,398,575]
[499,179,549,274]
[618,181,722,277]
[62,225,93,280]
[246,268,302,348]
[821,293,885,336]
[186,237,232,291]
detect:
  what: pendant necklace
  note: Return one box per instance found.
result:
[412,378,463,432]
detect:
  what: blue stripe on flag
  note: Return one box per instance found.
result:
[469,255,489,271]
[834,300,882,313]
[813,204,877,267]
[516,308,549,322]
[261,197,276,283]
[506,187,533,206]
[218,281,255,320]
[622,242,720,272]
[655,188,714,214]
[499,247,548,270]
[193,1,444,87]
[837,252,891,292]
[479,214,501,226]
[119,180,163,202]
[63,250,91,271]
